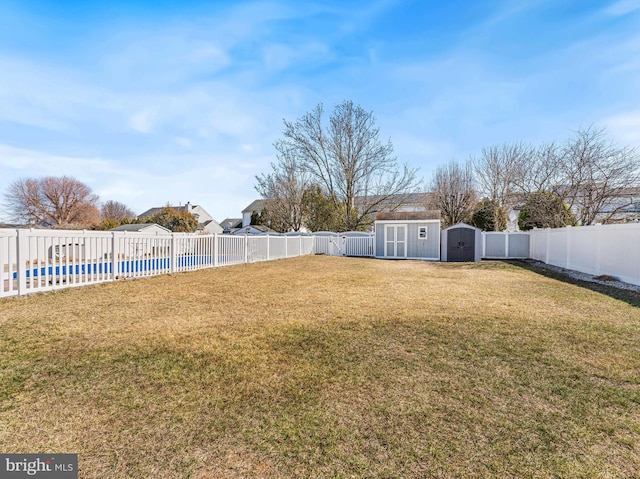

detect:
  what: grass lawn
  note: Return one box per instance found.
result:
[1,256,639,478]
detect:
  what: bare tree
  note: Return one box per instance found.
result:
[514,141,564,195]
[474,142,533,212]
[276,100,420,231]
[561,126,640,225]
[429,160,476,228]
[255,145,309,232]
[5,176,100,228]
[101,200,135,222]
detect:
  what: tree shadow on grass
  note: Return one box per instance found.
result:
[507,260,640,309]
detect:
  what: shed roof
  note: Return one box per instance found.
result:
[442,222,481,232]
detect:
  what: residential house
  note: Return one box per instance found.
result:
[138,202,222,234]
[231,224,276,235]
[241,200,267,227]
[199,220,223,235]
[220,218,243,234]
[109,223,172,235]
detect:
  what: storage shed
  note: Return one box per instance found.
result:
[374,211,441,260]
[441,223,482,262]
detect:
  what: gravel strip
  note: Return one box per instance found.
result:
[521,259,640,293]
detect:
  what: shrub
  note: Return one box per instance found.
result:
[518,191,577,230]
[470,198,508,231]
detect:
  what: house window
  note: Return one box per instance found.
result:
[418,226,428,239]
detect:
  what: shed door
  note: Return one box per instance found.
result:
[447,228,475,262]
[385,225,406,258]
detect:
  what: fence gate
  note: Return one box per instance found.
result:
[322,234,374,257]
[330,236,347,256]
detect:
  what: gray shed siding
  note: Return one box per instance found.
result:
[375,221,440,259]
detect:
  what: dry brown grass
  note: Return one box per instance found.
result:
[1,256,639,478]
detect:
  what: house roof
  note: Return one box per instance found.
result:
[251,224,275,233]
[241,199,267,214]
[110,223,172,233]
[200,219,219,227]
[231,224,276,235]
[221,218,242,228]
[138,204,205,219]
[375,210,441,221]
[348,192,434,216]
[139,206,179,218]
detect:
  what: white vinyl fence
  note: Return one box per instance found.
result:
[482,232,530,259]
[529,223,640,286]
[310,232,374,257]
[5,224,638,298]
[0,229,314,298]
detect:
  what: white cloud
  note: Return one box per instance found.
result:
[604,0,640,16]
[175,137,193,148]
[0,144,113,176]
[604,111,640,146]
[262,42,331,71]
[130,109,156,133]
[0,56,113,132]
[0,143,263,220]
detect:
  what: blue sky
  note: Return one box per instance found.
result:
[1,0,639,222]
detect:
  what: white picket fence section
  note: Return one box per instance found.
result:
[310,232,374,257]
[0,229,314,298]
[529,223,640,286]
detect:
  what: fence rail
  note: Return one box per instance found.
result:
[0,229,315,298]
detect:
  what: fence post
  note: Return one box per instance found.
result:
[594,224,602,276]
[171,233,177,273]
[565,226,572,270]
[285,236,288,258]
[16,229,28,295]
[529,230,534,259]
[299,235,302,257]
[266,235,270,261]
[504,233,510,259]
[111,232,119,280]
[244,235,248,264]
[213,234,218,267]
[545,228,550,264]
